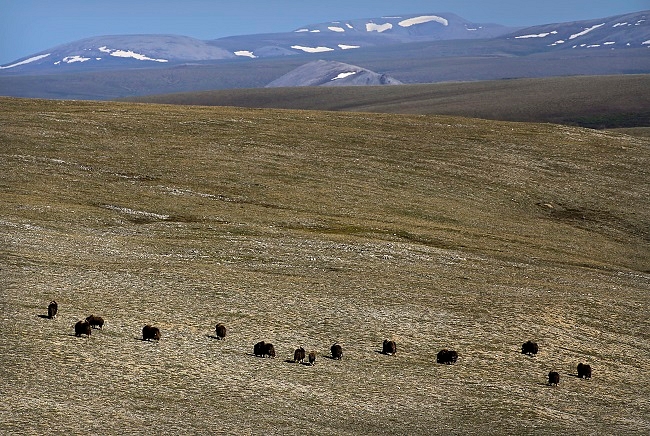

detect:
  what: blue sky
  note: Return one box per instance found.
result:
[1,0,647,64]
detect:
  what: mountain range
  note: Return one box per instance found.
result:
[0,10,648,99]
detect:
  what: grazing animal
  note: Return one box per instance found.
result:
[74,320,91,337]
[331,343,343,360]
[548,371,560,386]
[215,323,227,340]
[294,347,306,363]
[522,340,539,356]
[86,315,104,329]
[254,341,275,358]
[308,351,316,366]
[437,349,459,364]
[577,363,592,379]
[254,341,266,357]
[382,339,397,355]
[47,301,58,319]
[142,325,161,341]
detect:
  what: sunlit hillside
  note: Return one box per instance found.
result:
[1,97,648,434]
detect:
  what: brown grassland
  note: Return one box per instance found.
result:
[1,97,649,434]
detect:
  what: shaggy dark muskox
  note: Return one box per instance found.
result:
[254,341,266,357]
[215,323,227,340]
[74,320,91,337]
[142,325,161,341]
[86,315,104,329]
[331,343,343,360]
[382,339,397,355]
[47,301,58,319]
[548,371,560,386]
[254,341,275,358]
[437,349,459,364]
[308,351,316,366]
[293,347,306,363]
[577,363,592,379]
[521,340,539,356]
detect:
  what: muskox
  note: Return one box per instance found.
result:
[293,347,306,363]
[215,323,227,340]
[577,363,592,379]
[308,351,316,366]
[437,349,459,364]
[382,339,397,355]
[47,301,58,319]
[254,341,266,357]
[254,341,275,358]
[522,340,539,356]
[331,343,343,360]
[74,320,91,337]
[548,371,560,386]
[214,323,226,339]
[142,325,161,341]
[86,315,104,329]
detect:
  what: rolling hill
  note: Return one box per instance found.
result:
[126,74,650,130]
[1,97,649,434]
[265,60,402,87]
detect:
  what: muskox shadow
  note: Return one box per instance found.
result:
[135,336,160,342]
[322,355,339,360]
[37,314,51,319]
[206,334,224,340]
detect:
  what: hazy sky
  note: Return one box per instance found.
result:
[1,0,648,64]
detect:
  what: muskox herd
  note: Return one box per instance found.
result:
[521,340,593,386]
[44,301,161,341]
[45,302,592,383]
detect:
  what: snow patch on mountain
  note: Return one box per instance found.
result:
[366,22,393,33]
[0,53,50,69]
[515,31,558,39]
[291,45,335,53]
[331,71,357,80]
[56,55,91,64]
[234,50,257,58]
[399,16,448,27]
[569,23,606,39]
[99,47,168,62]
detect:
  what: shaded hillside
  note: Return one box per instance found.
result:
[1,98,649,434]
[127,74,650,129]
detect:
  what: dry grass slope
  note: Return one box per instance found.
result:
[1,97,649,434]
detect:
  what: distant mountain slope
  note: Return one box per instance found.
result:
[0,12,517,74]
[505,10,650,50]
[265,60,402,87]
[0,10,648,99]
[207,12,517,59]
[0,35,234,73]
